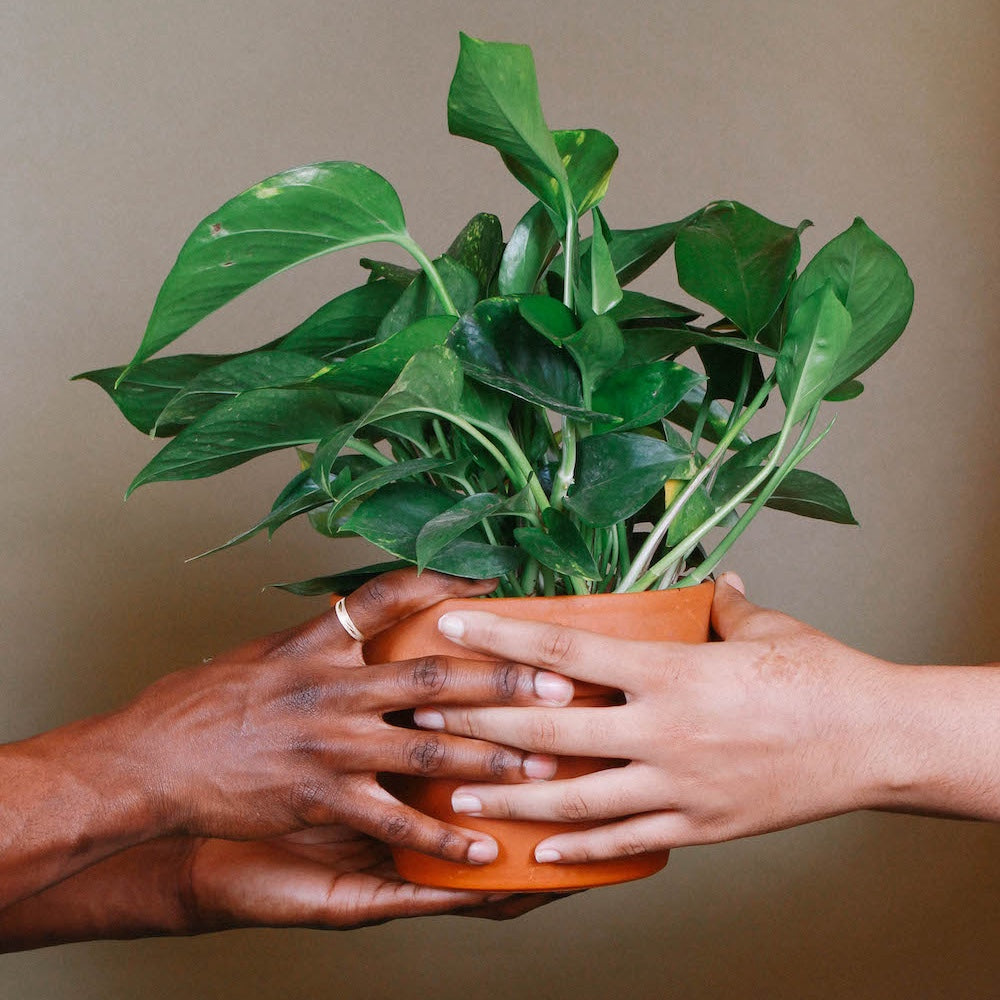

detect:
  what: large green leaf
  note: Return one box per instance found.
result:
[125,162,413,372]
[153,351,326,433]
[75,354,238,436]
[127,386,347,494]
[591,361,704,433]
[696,343,766,404]
[776,281,852,424]
[565,432,690,526]
[610,290,700,325]
[514,509,601,581]
[675,202,809,338]
[276,281,401,358]
[448,34,570,217]
[787,217,913,385]
[606,219,690,286]
[498,201,559,295]
[346,482,522,578]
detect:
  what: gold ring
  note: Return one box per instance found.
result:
[335,597,365,642]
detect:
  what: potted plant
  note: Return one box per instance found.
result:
[77,33,913,890]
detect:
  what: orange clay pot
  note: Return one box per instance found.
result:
[362,582,715,891]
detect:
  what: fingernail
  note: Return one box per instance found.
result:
[534,671,573,704]
[523,754,557,780]
[413,707,445,730]
[535,846,562,863]
[718,571,746,596]
[452,792,484,815]
[438,613,465,639]
[467,839,497,864]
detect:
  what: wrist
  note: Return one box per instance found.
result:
[862,661,1000,820]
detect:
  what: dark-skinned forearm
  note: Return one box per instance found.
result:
[0,711,161,910]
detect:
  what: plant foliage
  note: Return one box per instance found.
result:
[77,33,914,597]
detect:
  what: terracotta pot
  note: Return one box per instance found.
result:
[363,582,715,891]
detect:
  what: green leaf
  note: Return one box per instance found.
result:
[565,432,690,526]
[448,34,570,217]
[498,201,559,295]
[270,560,411,597]
[276,281,402,359]
[74,354,238,436]
[376,256,476,340]
[127,386,347,494]
[514,509,601,581]
[591,361,704,433]
[825,378,864,402]
[776,281,852,424]
[675,202,809,338]
[502,129,619,221]
[696,344,766,404]
[448,298,608,420]
[563,315,625,399]
[669,385,755,447]
[609,290,700,325]
[359,258,420,287]
[416,490,531,572]
[605,220,690,286]
[320,315,456,395]
[125,162,412,371]
[346,482,522,578]
[518,294,578,342]
[153,351,326,433]
[589,208,623,315]
[667,484,717,545]
[788,218,913,385]
[713,466,857,525]
[446,212,504,295]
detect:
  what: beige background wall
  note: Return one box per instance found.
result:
[3,0,998,995]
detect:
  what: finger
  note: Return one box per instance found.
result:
[448,766,657,823]
[532,811,694,863]
[710,572,757,640]
[414,704,632,758]
[346,568,498,643]
[367,729,559,783]
[434,610,657,689]
[362,655,574,712]
[334,775,500,866]
[326,874,494,927]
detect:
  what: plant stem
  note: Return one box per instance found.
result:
[615,375,774,592]
[550,419,578,509]
[396,237,458,315]
[562,214,578,311]
[346,437,394,467]
[643,408,820,591]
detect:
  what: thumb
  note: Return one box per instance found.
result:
[711,572,756,640]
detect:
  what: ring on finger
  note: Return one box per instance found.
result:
[335,597,366,642]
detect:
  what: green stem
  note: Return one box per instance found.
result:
[680,413,835,586]
[615,375,775,592]
[396,237,458,315]
[550,420,578,510]
[641,408,819,591]
[562,214,578,311]
[346,438,394,467]
[432,419,452,460]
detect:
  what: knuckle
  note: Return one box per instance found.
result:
[493,661,528,701]
[538,626,576,667]
[409,655,448,697]
[530,715,559,754]
[433,828,463,860]
[558,790,593,822]
[616,834,651,857]
[289,779,329,824]
[280,678,324,715]
[379,810,414,845]
[488,747,520,779]
[408,735,446,775]
[364,575,396,611]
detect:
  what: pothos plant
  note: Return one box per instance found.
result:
[78,33,913,599]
